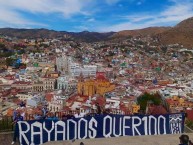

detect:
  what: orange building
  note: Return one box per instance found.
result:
[166,96,193,113]
[132,104,140,114]
[77,74,115,96]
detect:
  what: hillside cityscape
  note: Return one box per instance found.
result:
[1,15,193,145]
[0,16,193,120]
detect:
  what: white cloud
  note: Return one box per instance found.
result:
[161,2,193,17]
[0,0,91,16]
[0,0,192,31]
[0,0,92,28]
[137,2,142,5]
[74,25,89,32]
[118,4,123,7]
[121,15,154,22]
[0,7,47,28]
[136,0,145,5]
[105,0,139,5]
[105,0,121,5]
[87,18,95,22]
[98,0,193,32]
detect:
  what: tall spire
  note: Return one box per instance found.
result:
[79,72,84,82]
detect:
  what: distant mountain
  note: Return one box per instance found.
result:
[68,31,115,42]
[111,27,171,38]
[176,17,193,28]
[1,17,193,46]
[158,17,193,48]
[0,28,115,42]
[0,28,67,39]
[111,17,193,48]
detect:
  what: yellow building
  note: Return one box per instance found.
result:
[166,96,193,112]
[132,104,140,114]
[172,96,179,101]
[77,78,115,96]
[49,72,59,78]
[0,58,6,69]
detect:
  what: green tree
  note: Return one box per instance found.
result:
[186,119,193,129]
[6,58,16,67]
[17,49,25,54]
[39,43,49,48]
[137,92,161,111]
[0,43,6,49]
[0,51,13,57]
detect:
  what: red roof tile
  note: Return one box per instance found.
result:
[96,72,106,80]
[45,93,53,102]
[148,105,168,115]
[12,81,31,85]
[186,110,193,122]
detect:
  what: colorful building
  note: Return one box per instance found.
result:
[166,96,193,113]
[77,74,115,96]
[132,104,140,114]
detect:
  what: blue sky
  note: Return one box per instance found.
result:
[0,0,193,32]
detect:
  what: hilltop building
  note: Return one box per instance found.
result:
[77,73,115,96]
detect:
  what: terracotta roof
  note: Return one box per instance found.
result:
[94,96,106,105]
[96,76,108,81]
[166,98,178,105]
[26,108,34,115]
[63,106,70,111]
[148,105,168,115]
[119,106,131,115]
[67,94,89,103]
[12,81,31,85]
[5,74,15,78]
[96,72,106,80]
[45,93,53,102]
[12,98,20,104]
[186,110,193,122]
[0,90,11,97]
[19,65,26,69]
[6,108,14,116]
[32,108,43,115]
[81,106,90,110]
[158,80,171,86]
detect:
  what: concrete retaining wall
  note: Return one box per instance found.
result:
[1,132,193,145]
[44,134,193,145]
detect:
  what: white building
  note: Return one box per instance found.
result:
[57,75,77,90]
[18,74,31,82]
[16,93,33,101]
[48,95,63,112]
[56,54,72,74]
[26,94,45,107]
[0,76,14,85]
[69,64,97,77]
[57,76,69,90]
[56,54,97,77]
[43,78,56,91]
[191,81,193,89]
[27,99,37,107]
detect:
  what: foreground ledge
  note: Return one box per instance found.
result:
[1,132,193,145]
[44,133,193,145]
